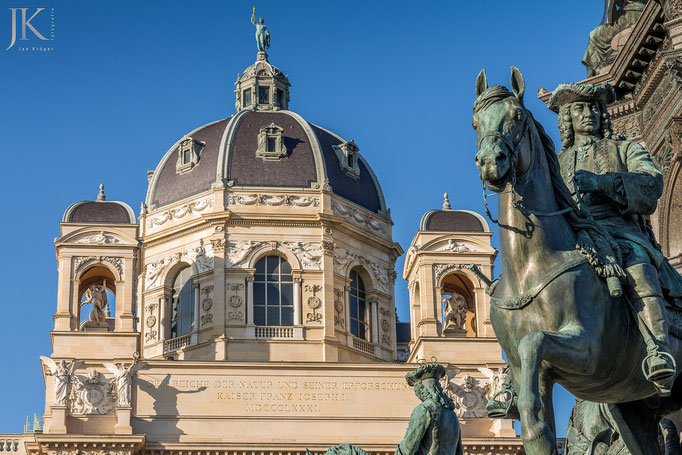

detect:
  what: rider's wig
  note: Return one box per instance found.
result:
[558,101,614,152]
[414,379,455,410]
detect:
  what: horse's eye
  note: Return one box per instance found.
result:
[515,111,523,121]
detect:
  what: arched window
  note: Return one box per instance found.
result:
[170,266,194,338]
[349,269,368,340]
[254,255,293,326]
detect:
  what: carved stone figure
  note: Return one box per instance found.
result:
[192,240,213,273]
[251,7,270,53]
[283,242,323,269]
[69,370,116,415]
[478,366,507,401]
[226,240,264,267]
[549,82,682,393]
[80,281,109,329]
[582,0,646,76]
[40,357,84,406]
[442,293,467,331]
[310,363,462,455]
[104,357,147,407]
[472,67,682,454]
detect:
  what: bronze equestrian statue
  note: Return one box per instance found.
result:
[472,66,682,455]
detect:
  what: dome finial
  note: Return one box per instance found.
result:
[97,183,106,201]
[442,193,451,210]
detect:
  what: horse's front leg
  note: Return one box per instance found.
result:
[517,328,592,455]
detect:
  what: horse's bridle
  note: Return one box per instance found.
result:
[478,107,572,224]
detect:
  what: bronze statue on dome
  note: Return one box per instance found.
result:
[251,7,270,54]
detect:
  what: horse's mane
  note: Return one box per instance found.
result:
[474,86,625,280]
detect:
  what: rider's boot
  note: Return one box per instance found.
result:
[628,264,676,395]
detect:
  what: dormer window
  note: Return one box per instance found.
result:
[243,89,252,106]
[256,123,287,161]
[275,89,283,107]
[333,140,361,178]
[176,135,205,173]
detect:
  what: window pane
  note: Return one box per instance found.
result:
[280,259,291,275]
[359,301,366,323]
[350,296,358,318]
[254,305,265,326]
[351,320,359,337]
[267,306,280,326]
[281,306,293,326]
[255,258,266,280]
[267,283,279,307]
[358,276,365,292]
[243,89,251,105]
[281,283,292,307]
[267,138,276,153]
[267,256,279,280]
[350,270,358,289]
[358,323,366,340]
[254,282,265,306]
[259,86,269,103]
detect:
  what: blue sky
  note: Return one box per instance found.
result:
[1,0,605,437]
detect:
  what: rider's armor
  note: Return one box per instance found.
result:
[559,135,682,393]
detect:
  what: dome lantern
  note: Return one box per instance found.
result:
[234,51,291,112]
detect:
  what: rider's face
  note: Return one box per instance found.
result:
[570,101,601,136]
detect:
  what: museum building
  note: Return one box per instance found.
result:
[1,44,519,454]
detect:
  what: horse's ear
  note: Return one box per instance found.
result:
[475,69,488,98]
[510,66,525,104]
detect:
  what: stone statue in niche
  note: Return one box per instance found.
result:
[442,292,468,333]
[308,363,463,455]
[80,280,109,330]
[40,357,84,407]
[104,353,147,408]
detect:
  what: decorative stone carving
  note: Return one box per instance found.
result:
[440,368,489,419]
[229,295,242,308]
[228,311,243,321]
[210,237,226,252]
[72,231,122,245]
[283,242,323,269]
[305,284,323,323]
[322,240,335,255]
[228,193,320,207]
[334,287,345,328]
[40,357,83,407]
[332,247,392,293]
[145,315,156,328]
[104,357,146,408]
[200,285,214,327]
[478,367,508,402]
[610,113,640,139]
[147,196,214,227]
[332,201,386,235]
[69,370,116,415]
[191,240,214,274]
[433,263,469,284]
[656,144,676,178]
[438,240,472,253]
[73,256,123,279]
[225,241,265,267]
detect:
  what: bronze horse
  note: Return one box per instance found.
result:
[472,67,682,455]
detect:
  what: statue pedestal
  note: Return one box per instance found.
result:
[114,407,133,434]
[442,326,467,337]
[49,406,67,434]
[492,418,517,437]
[256,50,268,61]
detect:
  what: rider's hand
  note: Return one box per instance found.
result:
[574,170,603,193]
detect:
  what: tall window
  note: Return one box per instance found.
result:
[254,256,293,326]
[349,269,367,340]
[170,266,194,338]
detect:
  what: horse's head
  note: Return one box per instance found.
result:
[473,67,532,193]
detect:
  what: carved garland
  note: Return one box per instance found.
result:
[228,194,319,207]
[147,196,215,228]
[332,201,387,235]
[332,246,391,293]
[73,256,123,279]
[433,263,470,284]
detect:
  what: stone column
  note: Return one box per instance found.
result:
[55,256,74,331]
[115,256,135,332]
[293,277,302,325]
[370,299,378,344]
[246,276,255,326]
[160,292,169,340]
[70,278,81,331]
[114,279,126,332]
[344,285,351,343]
[193,282,201,331]
[209,236,226,359]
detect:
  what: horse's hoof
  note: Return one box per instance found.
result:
[522,422,557,455]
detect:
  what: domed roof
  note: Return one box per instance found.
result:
[146,54,387,216]
[419,194,489,232]
[63,184,136,224]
